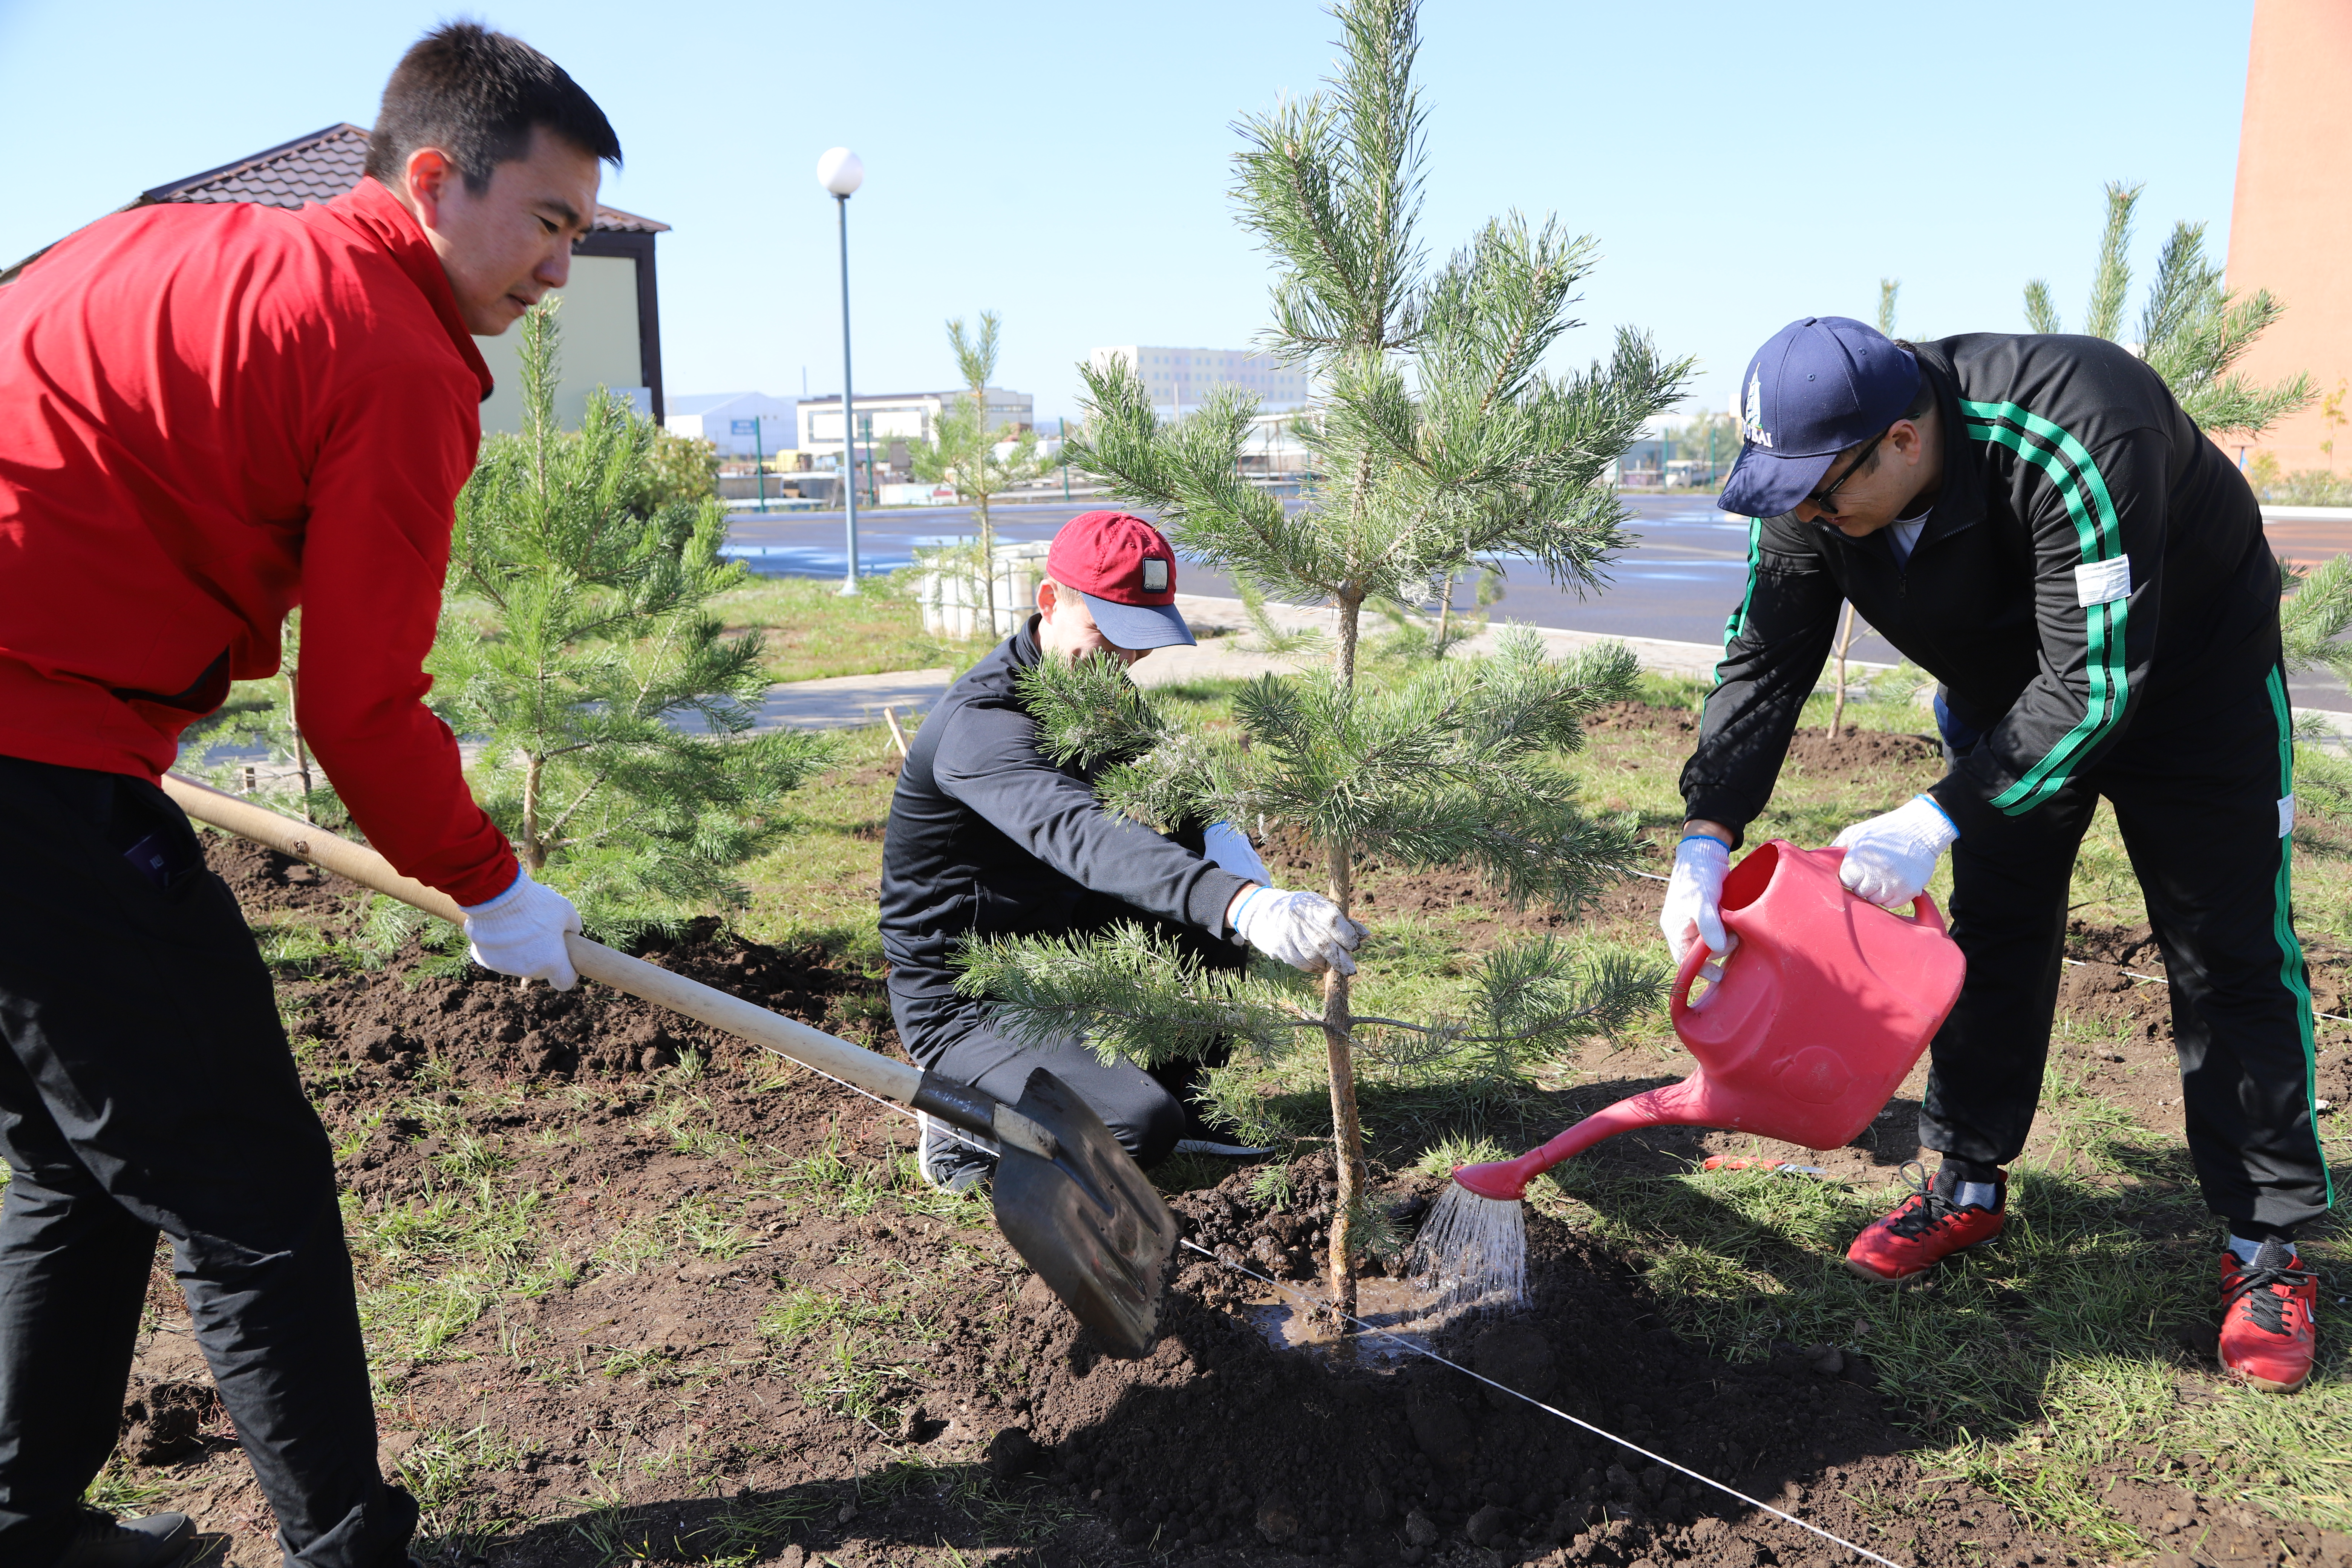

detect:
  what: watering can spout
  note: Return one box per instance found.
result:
[1452,1084,1704,1199]
[1449,842,1967,1200]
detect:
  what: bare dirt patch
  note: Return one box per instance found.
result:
[109,836,2347,1568]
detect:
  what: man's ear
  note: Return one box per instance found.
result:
[402,147,459,229]
[1036,578,1057,617]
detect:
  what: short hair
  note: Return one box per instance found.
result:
[365,21,621,196]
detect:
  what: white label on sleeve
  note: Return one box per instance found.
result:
[2074,556,2132,607]
[2280,794,2296,837]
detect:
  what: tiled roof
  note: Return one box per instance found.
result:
[144,122,668,233]
[3,122,667,285]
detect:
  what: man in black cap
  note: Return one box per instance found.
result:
[1660,317,2325,1391]
[880,510,1365,1190]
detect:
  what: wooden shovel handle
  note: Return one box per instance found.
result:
[159,773,929,1111]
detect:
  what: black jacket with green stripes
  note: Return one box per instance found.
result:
[1680,332,2279,845]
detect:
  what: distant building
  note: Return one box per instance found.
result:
[2224,0,2352,473]
[667,393,798,456]
[797,388,1032,462]
[1089,345,1312,417]
[0,122,671,435]
[1238,410,1311,478]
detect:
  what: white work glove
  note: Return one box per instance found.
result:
[460,868,583,990]
[1660,834,1736,966]
[1230,886,1368,975]
[1201,821,1271,883]
[1831,794,1959,908]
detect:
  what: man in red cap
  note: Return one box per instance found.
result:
[0,23,613,1568]
[880,510,1365,1188]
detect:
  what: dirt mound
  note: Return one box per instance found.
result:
[1582,701,1698,736]
[120,841,2341,1568]
[207,831,366,920]
[1072,1165,1951,1568]
[305,923,874,1085]
[200,833,893,1089]
[1776,727,1942,784]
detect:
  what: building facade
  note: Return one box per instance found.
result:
[2224,0,2352,475]
[666,393,798,457]
[796,389,1032,460]
[1089,346,1311,417]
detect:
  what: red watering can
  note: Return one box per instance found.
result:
[1453,841,1966,1200]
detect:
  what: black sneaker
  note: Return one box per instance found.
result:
[918,1112,997,1193]
[55,1510,196,1568]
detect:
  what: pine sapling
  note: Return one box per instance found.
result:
[962,630,1668,1319]
[1040,0,1683,1315]
[430,299,831,937]
[2021,181,2311,436]
[910,310,1048,634]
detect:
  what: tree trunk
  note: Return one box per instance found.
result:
[978,490,997,637]
[285,668,315,825]
[1334,592,1361,689]
[1830,602,1856,735]
[1435,573,1454,654]
[1320,591,1368,1327]
[1320,841,1364,1328]
[522,752,548,873]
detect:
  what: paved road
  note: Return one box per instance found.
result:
[727,496,2352,712]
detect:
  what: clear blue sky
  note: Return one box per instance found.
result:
[0,0,2256,427]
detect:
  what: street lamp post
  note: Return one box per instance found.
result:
[817,147,864,595]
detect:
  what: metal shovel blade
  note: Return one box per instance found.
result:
[988,1067,1179,1360]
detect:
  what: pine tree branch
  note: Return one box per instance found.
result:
[2084,180,2141,342]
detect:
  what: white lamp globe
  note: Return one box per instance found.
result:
[816,148,864,197]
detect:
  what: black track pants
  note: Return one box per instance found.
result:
[0,756,416,1568]
[1921,657,2333,1233]
[892,992,1226,1169]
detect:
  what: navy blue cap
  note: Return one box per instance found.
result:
[1715,317,1920,518]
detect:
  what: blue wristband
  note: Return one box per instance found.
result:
[1678,832,1730,851]
[1913,794,1958,835]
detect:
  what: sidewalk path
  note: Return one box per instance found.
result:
[746,668,952,732]
[738,595,2352,744]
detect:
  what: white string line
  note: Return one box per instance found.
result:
[747,1042,1907,1568]
[1177,1240,1910,1568]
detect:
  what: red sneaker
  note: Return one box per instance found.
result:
[2218,1240,2319,1393]
[1845,1162,2006,1283]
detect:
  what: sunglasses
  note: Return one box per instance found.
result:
[1805,429,1887,519]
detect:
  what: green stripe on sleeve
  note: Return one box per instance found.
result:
[2265,668,2332,1207]
[1713,516,1762,687]
[1961,401,2130,813]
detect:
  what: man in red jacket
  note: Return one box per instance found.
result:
[0,26,615,1568]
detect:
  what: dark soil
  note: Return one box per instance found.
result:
[112,835,2349,1568]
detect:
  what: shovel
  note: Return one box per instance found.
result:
[161,773,1179,1359]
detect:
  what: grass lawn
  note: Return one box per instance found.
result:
[720,588,2351,1551]
[710,572,986,685]
[134,581,2349,1566]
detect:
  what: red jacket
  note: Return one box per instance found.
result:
[0,177,519,905]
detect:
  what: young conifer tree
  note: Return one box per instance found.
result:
[429,300,831,936]
[961,0,1684,1316]
[2023,181,2311,436]
[910,311,1048,632]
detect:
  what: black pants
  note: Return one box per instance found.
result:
[1923,655,2332,1233]
[0,757,415,1568]
[916,1015,1210,1169]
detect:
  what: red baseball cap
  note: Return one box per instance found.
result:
[1044,511,1194,649]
